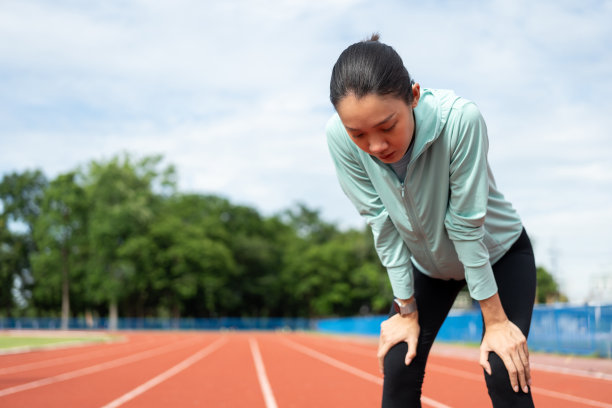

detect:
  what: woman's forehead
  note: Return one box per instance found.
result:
[337,93,404,130]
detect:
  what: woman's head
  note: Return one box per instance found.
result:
[330,35,420,164]
[330,34,414,108]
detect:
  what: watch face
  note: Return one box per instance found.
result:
[393,299,401,314]
[393,299,416,315]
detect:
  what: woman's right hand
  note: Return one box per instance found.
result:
[377,312,420,374]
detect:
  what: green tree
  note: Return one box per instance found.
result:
[136,194,237,318]
[282,203,338,244]
[279,204,390,317]
[536,266,565,304]
[83,154,174,328]
[0,170,48,232]
[30,172,88,328]
[283,228,389,317]
[0,218,30,316]
[0,170,48,316]
[1,164,405,320]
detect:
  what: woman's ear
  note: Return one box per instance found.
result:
[411,83,421,108]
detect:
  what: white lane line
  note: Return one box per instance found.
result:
[249,338,278,408]
[427,363,482,381]
[530,362,612,381]
[428,363,612,408]
[280,338,451,408]
[318,339,612,407]
[303,336,376,358]
[429,346,612,382]
[0,336,203,398]
[287,336,612,407]
[0,337,158,375]
[100,337,227,408]
[322,340,612,382]
[281,338,382,384]
[531,388,612,408]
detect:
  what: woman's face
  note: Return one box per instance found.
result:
[336,84,420,163]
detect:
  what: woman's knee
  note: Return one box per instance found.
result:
[382,342,426,406]
[484,352,534,407]
[383,342,425,388]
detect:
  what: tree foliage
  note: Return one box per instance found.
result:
[535,266,566,304]
[30,172,88,327]
[0,155,565,319]
[0,170,48,316]
[0,155,393,319]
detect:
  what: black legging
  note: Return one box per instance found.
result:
[382,228,536,408]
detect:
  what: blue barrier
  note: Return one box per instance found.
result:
[2,304,610,357]
[316,304,612,358]
[0,316,315,331]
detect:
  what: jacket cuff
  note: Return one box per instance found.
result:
[465,263,498,301]
[451,237,498,300]
[387,263,414,299]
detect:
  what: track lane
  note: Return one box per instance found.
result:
[109,333,267,408]
[0,333,197,392]
[0,334,127,364]
[281,333,467,407]
[288,333,612,408]
[1,331,610,407]
[0,333,181,386]
[0,332,219,407]
[250,338,279,408]
[100,336,228,408]
[0,333,158,374]
[257,332,383,407]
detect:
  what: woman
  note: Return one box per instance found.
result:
[326,34,537,408]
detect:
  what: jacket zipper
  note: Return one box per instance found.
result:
[401,182,440,275]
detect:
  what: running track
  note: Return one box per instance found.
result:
[0,331,610,407]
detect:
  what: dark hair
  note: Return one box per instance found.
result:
[330,34,414,108]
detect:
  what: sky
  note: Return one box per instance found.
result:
[1,0,611,304]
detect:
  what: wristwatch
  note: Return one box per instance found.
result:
[393,298,417,316]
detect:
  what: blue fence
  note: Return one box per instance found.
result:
[0,316,315,331]
[2,304,610,357]
[316,304,612,358]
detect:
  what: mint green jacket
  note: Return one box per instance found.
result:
[326,88,523,301]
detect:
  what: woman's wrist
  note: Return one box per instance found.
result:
[394,296,417,316]
[479,293,508,326]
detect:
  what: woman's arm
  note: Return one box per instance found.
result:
[443,103,531,392]
[326,115,419,372]
[326,115,414,298]
[444,102,498,300]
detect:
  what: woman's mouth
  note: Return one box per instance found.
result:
[379,151,395,161]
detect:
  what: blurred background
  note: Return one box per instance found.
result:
[1,1,610,355]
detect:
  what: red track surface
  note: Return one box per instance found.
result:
[0,331,610,407]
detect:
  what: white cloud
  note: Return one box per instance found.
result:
[1,0,611,303]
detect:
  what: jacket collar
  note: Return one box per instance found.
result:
[410,88,457,162]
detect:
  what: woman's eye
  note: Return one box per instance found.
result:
[382,123,397,132]
[351,133,364,139]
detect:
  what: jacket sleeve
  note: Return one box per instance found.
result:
[444,103,498,301]
[326,116,415,299]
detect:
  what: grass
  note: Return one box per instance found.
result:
[0,333,115,351]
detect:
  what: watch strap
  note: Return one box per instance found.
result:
[393,298,417,316]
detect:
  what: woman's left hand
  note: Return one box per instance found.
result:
[480,319,531,393]
[377,311,420,374]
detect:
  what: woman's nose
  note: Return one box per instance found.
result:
[369,136,388,153]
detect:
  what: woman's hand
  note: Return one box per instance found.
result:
[479,294,531,393]
[377,312,420,374]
